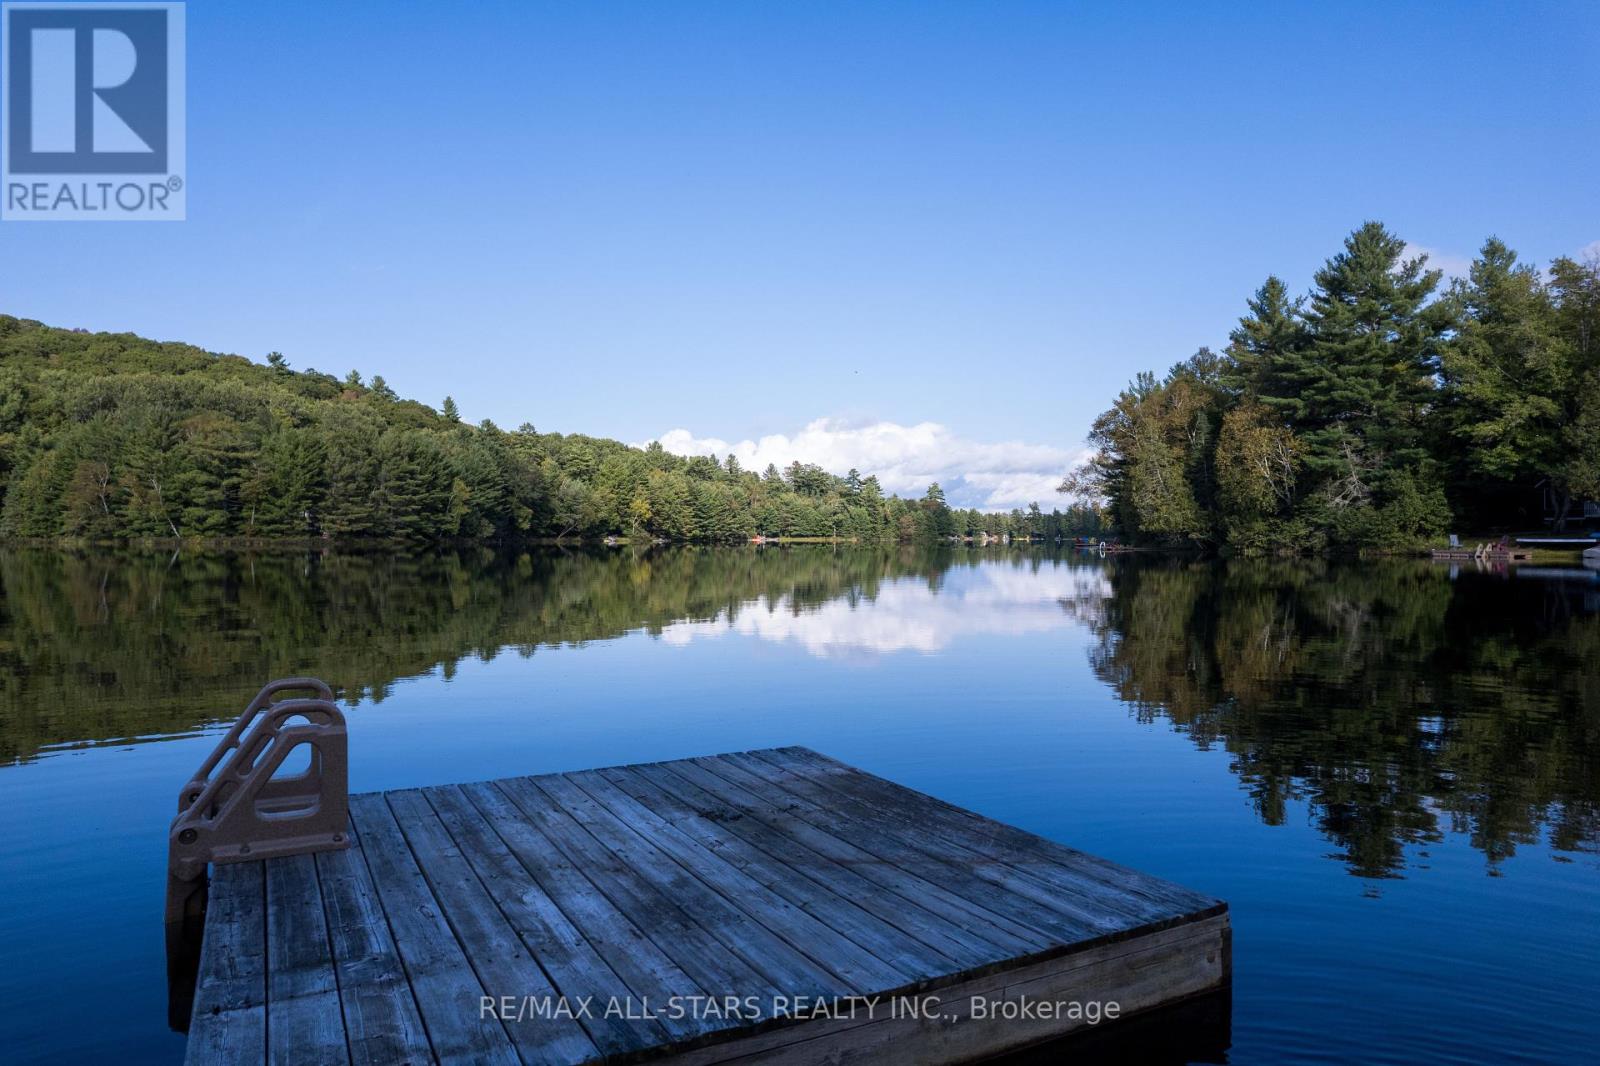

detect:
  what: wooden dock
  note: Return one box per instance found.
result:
[1432,548,1532,561]
[183,747,1228,1065]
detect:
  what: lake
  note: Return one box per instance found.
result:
[0,545,1596,1064]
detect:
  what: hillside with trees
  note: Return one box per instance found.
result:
[1066,223,1600,550]
[0,316,1100,543]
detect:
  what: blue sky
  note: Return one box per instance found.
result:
[4,1,1598,507]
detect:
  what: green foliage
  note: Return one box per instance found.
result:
[242,428,327,536]
[1547,257,1600,519]
[917,482,955,540]
[0,315,1085,543]
[1440,240,1563,489]
[1221,276,1305,405]
[1072,224,1600,549]
[1074,353,1223,544]
[1215,404,1300,519]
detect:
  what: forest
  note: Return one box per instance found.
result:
[0,316,1102,543]
[1067,223,1600,550]
[10,221,1593,551]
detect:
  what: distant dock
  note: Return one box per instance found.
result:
[172,685,1229,1065]
[1432,539,1532,562]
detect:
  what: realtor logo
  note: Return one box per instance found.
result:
[2,2,185,219]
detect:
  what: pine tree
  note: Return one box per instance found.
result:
[1294,222,1452,539]
[449,435,511,536]
[1302,225,1444,462]
[918,482,955,539]
[645,469,695,538]
[1439,239,1562,516]
[1,449,71,535]
[1223,276,1307,411]
[321,418,382,536]
[375,431,452,539]
[1547,256,1600,526]
[242,428,327,535]
[170,412,250,536]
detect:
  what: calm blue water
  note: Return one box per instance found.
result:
[0,547,1595,1064]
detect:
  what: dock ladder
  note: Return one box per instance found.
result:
[165,677,351,928]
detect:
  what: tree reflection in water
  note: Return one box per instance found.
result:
[1,546,1594,878]
[1070,557,1599,878]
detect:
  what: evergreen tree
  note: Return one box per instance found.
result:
[1295,222,1451,540]
[918,482,955,539]
[1547,256,1600,525]
[375,431,452,539]
[1439,239,1564,524]
[1223,276,1306,409]
[448,434,512,536]
[238,428,326,536]
[645,469,695,539]
[321,416,382,536]
[168,413,249,537]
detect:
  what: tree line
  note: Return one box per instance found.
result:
[0,316,1102,542]
[1066,223,1600,550]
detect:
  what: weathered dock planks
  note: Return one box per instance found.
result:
[186,747,1229,1065]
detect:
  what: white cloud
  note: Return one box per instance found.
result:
[646,417,1092,510]
[1577,239,1600,262]
[1402,243,1473,280]
[657,563,1107,657]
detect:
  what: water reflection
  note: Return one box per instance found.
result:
[1071,558,1600,878]
[658,563,1100,656]
[0,545,949,761]
[0,546,1595,881]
